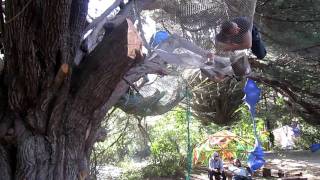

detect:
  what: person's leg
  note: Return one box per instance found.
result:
[208,170,214,180]
[221,171,227,180]
[212,171,221,180]
[233,175,243,180]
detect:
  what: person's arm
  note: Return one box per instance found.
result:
[208,158,213,171]
[223,31,252,51]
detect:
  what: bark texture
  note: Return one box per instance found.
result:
[0,0,142,179]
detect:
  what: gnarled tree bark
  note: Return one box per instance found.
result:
[0,0,143,179]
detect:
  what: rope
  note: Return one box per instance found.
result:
[185,85,192,180]
[122,77,143,96]
[250,112,259,141]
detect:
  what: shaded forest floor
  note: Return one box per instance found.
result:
[190,150,320,180]
[96,150,320,179]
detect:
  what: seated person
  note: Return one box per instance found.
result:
[208,152,226,180]
[215,17,252,52]
[228,159,252,180]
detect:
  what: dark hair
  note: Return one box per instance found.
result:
[220,21,235,35]
[234,159,242,167]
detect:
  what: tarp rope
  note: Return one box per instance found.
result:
[243,78,265,172]
[185,85,192,180]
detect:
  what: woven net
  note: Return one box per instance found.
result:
[161,0,256,32]
[117,0,258,118]
[150,0,257,79]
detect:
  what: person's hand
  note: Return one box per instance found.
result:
[206,52,214,59]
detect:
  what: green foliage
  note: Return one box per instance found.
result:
[295,121,320,149]
[232,105,269,150]
[146,107,208,177]
[119,169,144,180]
[90,109,151,178]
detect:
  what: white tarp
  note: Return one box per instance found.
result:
[272,125,297,149]
[148,34,251,81]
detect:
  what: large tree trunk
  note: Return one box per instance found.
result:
[0,0,142,179]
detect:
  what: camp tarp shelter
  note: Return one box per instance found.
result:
[272,125,300,149]
[193,130,253,165]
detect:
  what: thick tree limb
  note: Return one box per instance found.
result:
[60,20,143,177]
[249,74,320,125]
[104,59,168,111]
[256,13,320,23]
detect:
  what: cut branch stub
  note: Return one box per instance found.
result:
[57,19,143,167]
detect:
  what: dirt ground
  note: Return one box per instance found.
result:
[262,150,320,179]
[190,150,320,180]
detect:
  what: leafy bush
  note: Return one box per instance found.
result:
[146,107,207,177]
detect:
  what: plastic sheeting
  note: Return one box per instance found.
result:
[244,79,265,171]
[243,79,261,117]
[149,34,251,81]
[247,141,265,172]
[272,125,296,149]
[151,31,170,47]
[310,143,320,153]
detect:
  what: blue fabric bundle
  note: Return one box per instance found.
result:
[243,79,261,117]
[244,79,265,171]
[151,31,170,47]
[310,143,320,152]
[247,141,265,172]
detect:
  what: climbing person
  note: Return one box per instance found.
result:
[215,17,267,59]
[201,17,266,82]
[208,152,226,180]
[215,17,252,52]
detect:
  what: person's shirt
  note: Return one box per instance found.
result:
[209,157,224,170]
[229,165,249,177]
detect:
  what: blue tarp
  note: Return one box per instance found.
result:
[151,31,170,47]
[243,79,261,117]
[247,141,265,172]
[310,143,320,152]
[244,79,265,171]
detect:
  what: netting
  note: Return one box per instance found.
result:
[116,74,185,116]
[161,0,256,32]
[116,0,258,117]
[148,0,258,80]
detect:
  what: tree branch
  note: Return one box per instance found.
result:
[256,13,320,23]
[103,59,168,111]
[75,0,163,65]
[248,74,320,124]
[67,19,143,161]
